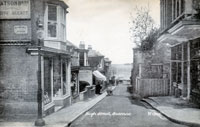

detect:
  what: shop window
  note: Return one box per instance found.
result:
[172,62,177,82]
[43,57,53,105]
[191,39,200,92]
[177,62,181,83]
[171,47,176,60]
[183,43,188,61]
[172,45,182,60]
[172,62,181,84]
[184,62,187,83]
[71,72,78,96]
[191,60,200,91]
[62,61,67,95]
[191,40,200,59]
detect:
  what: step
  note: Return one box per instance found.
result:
[55,106,63,112]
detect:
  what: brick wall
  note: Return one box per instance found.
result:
[0,21,31,40]
[0,46,38,120]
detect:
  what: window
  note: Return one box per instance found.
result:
[79,52,84,66]
[43,57,53,105]
[62,61,67,95]
[48,5,57,38]
[60,8,66,40]
[71,72,78,97]
[181,0,184,14]
[46,4,66,41]
[172,0,185,20]
[177,0,180,17]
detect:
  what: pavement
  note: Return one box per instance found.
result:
[142,96,200,127]
[70,84,186,127]
[0,86,116,127]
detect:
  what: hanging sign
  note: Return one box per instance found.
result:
[0,0,30,19]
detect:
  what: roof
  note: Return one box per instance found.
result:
[66,40,79,49]
[88,49,104,57]
[104,58,111,62]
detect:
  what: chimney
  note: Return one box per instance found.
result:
[88,45,92,50]
[79,41,85,49]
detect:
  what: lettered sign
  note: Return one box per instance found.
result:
[0,0,30,19]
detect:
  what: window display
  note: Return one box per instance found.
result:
[43,57,53,105]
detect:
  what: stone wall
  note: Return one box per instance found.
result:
[132,40,171,90]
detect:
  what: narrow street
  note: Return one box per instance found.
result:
[70,83,187,127]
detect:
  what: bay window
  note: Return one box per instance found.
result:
[46,4,66,41]
[60,8,66,40]
[172,0,185,20]
[48,5,57,38]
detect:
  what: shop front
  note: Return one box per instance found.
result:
[34,50,71,115]
[171,38,200,104]
[190,39,200,105]
[71,67,80,103]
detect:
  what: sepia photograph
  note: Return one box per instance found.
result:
[0,0,200,127]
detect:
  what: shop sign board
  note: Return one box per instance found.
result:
[0,0,30,19]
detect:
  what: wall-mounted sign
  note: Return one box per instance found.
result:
[0,0,30,19]
[14,25,28,34]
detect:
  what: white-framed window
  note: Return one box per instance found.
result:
[45,4,66,41]
[60,7,66,41]
[47,4,57,38]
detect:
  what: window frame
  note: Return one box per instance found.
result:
[45,3,66,41]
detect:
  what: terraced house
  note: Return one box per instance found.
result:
[0,0,71,121]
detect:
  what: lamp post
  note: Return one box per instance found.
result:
[35,17,45,126]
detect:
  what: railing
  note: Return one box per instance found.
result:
[159,12,186,36]
[171,12,185,25]
[136,77,169,97]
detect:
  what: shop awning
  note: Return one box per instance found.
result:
[93,70,106,81]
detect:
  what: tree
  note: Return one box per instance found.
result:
[130,6,158,51]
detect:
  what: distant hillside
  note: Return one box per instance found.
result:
[110,64,132,80]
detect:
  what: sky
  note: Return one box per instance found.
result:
[64,0,160,64]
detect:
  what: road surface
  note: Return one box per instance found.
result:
[70,83,187,127]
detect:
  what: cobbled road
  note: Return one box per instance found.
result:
[70,83,187,127]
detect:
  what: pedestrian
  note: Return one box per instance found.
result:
[106,84,113,96]
[96,82,102,94]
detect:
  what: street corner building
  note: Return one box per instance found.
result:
[159,0,200,104]
[131,0,200,105]
[0,0,71,121]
